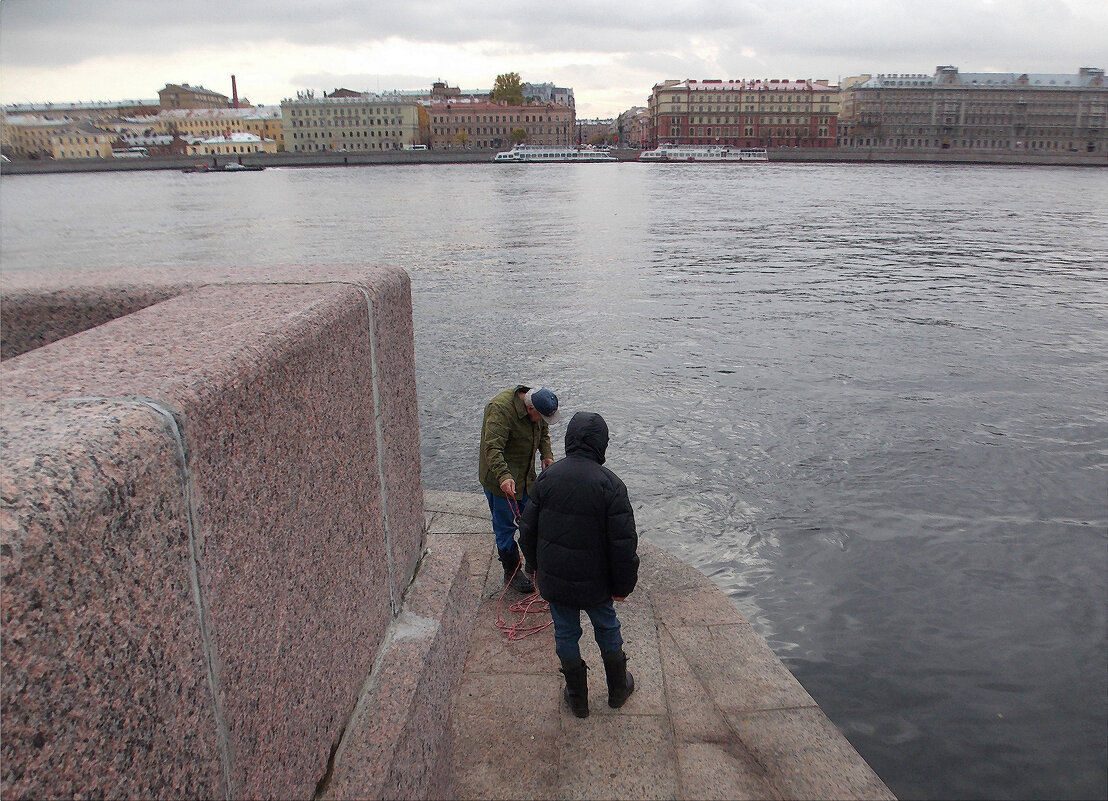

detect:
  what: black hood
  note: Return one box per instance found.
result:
[565,411,608,464]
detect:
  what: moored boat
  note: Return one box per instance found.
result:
[493,145,617,163]
[637,144,768,162]
[183,162,265,173]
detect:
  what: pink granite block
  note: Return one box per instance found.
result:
[158,286,392,799]
[554,714,679,801]
[592,606,666,716]
[666,623,816,714]
[452,673,563,801]
[324,533,478,800]
[724,707,896,800]
[1,398,225,800]
[2,263,427,612]
[649,585,751,627]
[2,269,423,799]
[634,541,715,595]
[674,742,779,801]
[354,268,426,590]
[0,284,188,360]
[463,595,557,673]
[657,628,733,743]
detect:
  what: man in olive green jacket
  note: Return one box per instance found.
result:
[479,385,560,593]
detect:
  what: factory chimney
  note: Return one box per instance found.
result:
[231,75,239,109]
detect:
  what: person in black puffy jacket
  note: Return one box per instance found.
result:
[519,411,639,718]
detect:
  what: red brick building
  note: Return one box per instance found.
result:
[429,100,574,149]
[647,78,839,149]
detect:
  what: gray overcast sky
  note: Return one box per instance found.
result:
[2,0,1106,116]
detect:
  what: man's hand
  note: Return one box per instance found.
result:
[541,458,554,470]
[612,596,627,602]
[500,478,516,498]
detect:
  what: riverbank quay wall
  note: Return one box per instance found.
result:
[1,146,1105,175]
[0,265,475,799]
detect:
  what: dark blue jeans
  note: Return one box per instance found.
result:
[548,600,624,662]
[485,490,528,553]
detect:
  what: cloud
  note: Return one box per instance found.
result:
[2,0,762,68]
[2,0,1106,114]
[290,72,437,94]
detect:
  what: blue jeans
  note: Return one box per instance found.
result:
[548,600,624,662]
[485,490,528,553]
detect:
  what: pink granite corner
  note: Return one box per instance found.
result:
[0,283,189,360]
[1,265,428,799]
[322,533,480,801]
[1,398,225,800]
[355,268,425,593]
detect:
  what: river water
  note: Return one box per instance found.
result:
[2,163,1106,800]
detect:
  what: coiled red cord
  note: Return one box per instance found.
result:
[495,558,552,640]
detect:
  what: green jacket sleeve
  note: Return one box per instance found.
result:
[539,423,553,462]
[482,404,514,486]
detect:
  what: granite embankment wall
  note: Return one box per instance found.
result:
[1,265,461,799]
[2,146,1104,175]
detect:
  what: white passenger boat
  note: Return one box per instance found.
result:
[637,144,769,162]
[492,145,617,163]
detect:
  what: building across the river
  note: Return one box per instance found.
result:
[617,107,650,148]
[522,82,575,108]
[50,122,118,160]
[142,107,284,150]
[158,83,231,110]
[576,117,615,146]
[646,78,839,149]
[837,66,1107,154]
[1,98,160,121]
[2,116,74,159]
[281,90,423,153]
[429,99,574,150]
[183,131,277,157]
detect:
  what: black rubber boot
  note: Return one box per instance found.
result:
[560,658,589,718]
[498,546,534,594]
[602,649,635,708]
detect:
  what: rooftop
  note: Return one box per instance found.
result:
[856,66,1106,89]
[137,107,282,121]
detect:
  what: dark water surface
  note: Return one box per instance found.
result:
[3,163,1106,800]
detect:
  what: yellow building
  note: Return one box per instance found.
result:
[51,123,116,159]
[3,116,75,158]
[3,115,120,159]
[281,92,422,152]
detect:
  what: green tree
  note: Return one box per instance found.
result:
[453,129,471,147]
[510,127,528,145]
[491,72,525,105]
